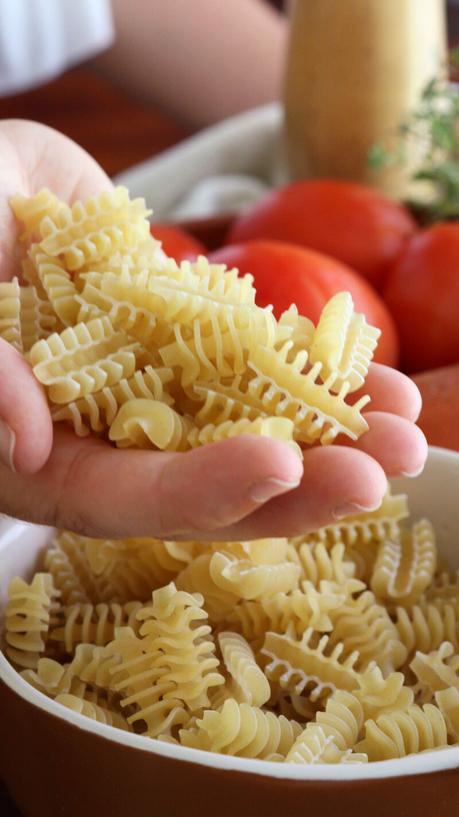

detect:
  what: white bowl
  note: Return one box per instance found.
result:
[1,447,458,817]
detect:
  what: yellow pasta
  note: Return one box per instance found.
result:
[435,687,459,741]
[176,552,239,623]
[5,574,58,669]
[0,277,57,352]
[370,519,437,607]
[286,724,367,765]
[178,698,302,760]
[10,188,70,242]
[355,666,414,720]
[55,692,130,731]
[109,399,192,451]
[217,631,271,707]
[356,704,448,761]
[285,690,368,764]
[210,551,301,600]
[395,602,459,657]
[410,642,459,702]
[309,292,380,393]
[48,601,143,655]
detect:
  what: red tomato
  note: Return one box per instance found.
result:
[210,240,399,367]
[227,180,417,288]
[383,223,459,374]
[151,223,207,262]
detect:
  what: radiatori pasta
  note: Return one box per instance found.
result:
[2,187,459,764]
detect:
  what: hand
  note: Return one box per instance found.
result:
[0,120,427,541]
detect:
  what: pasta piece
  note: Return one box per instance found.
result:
[370,519,437,607]
[30,249,80,326]
[176,553,239,623]
[0,277,57,353]
[53,532,115,603]
[435,687,459,741]
[356,703,448,760]
[211,538,289,566]
[426,571,459,605]
[44,546,90,605]
[285,690,368,764]
[275,304,314,355]
[137,583,224,711]
[30,317,142,404]
[10,188,70,241]
[217,631,271,706]
[48,601,142,655]
[210,551,301,600]
[294,542,363,591]
[261,628,361,703]
[227,582,346,642]
[327,591,407,673]
[38,187,151,270]
[286,724,368,764]
[109,399,192,451]
[5,574,58,669]
[68,643,120,692]
[355,666,414,720]
[107,626,189,737]
[299,490,409,548]
[178,698,302,760]
[410,642,459,702]
[187,416,300,455]
[247,341,370,444]
[395,602,459,657]
[309,292,380,393]
[55,692,130,730]
[20,658,87,699]
[51,365,174,437]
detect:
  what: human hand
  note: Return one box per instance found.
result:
[0,120,427,541]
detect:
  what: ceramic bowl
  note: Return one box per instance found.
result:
[1,446,459,817]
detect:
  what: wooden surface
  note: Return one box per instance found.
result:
[0,65,189,817]
[0,66,190,178]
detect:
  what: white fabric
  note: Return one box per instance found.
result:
[0,0,114,96]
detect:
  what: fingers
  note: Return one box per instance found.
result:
[0,339,52,473]
[350,411,428,477]
[206,445,388,540]
[0,427,303,538]
[356,363,422,422]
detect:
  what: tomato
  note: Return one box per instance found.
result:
[383,223,459,374]
[150,223,207,262]
[412,364,459,451]
[210,240,399,367]
[227,180,417,288]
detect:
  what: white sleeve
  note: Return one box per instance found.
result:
[0,0,114,96]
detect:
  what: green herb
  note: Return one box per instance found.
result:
[369,51,459,222]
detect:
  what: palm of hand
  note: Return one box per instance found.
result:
[0,120,427,542]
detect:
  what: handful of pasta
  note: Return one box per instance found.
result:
[0,185,380,451]
[4,494,459,763]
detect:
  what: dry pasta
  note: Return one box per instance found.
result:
[3,186,459,766]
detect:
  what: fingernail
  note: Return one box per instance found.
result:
[400,464,425,478]
[250,477,300,504]
[0,419,16,471]
[332,500,382,520]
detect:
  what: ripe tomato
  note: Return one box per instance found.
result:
[412,364,459,451]
[227,180,417,288]
[151,223,207,262]
[210,240,399,367]
[383,224,459,374]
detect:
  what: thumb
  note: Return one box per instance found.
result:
[0,338,52,473]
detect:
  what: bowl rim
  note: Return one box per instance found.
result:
[1,445,459,782]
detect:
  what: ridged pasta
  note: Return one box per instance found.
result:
[327,591,407,673]
[48,601,143,655]
[44,545,90,605]
[309,292,380,393]
[67,643,120,692]
[227,582,346,642]
[38,187,151,270]
[10,188,70,242]
[55,692,130,730]
[109,399,192,451]
[294,541,362,591]
[356,703,448,760]
[217,631,271,706]
[370,519,437,607]
[262,628,361,703]
[410,642,459,702]
[30,317,143,403]
[355,666,414,720]
[137,583,224,710]
[5,574,57,669]
[210,551,301,600]
[51,365,174,437]
[20,658,79,698]
[395,602,459,657]
[0,278,56,352]
[426,571,459,605]
[179,698,302,760]
[29,249,80,326]
[435,687,459,741]
[176,553,239,622]
[53,532,115,603]
[285,690,367,764]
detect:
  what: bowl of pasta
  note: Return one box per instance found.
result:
[0,446,458,817]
